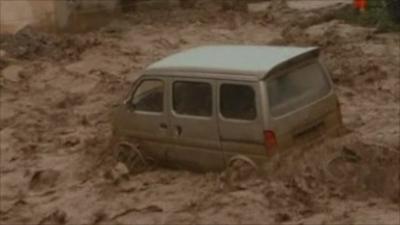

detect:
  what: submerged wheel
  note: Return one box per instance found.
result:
[115,143,148,174]
[225,156,257,184]
[325,155,360,183]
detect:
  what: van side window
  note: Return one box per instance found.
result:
[173,81,212,117]
[131,80,164,112]
[220,84,256,120]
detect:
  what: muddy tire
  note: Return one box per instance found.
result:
[225,156,257,185]
[325,155,360,183]
[115,143,148,174]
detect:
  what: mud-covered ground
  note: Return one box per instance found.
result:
[1,1,399,224]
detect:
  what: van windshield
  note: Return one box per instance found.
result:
[267,62,331,117]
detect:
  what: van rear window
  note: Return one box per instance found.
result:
[267,63,331,117]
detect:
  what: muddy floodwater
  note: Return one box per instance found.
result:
[1,1,399,225]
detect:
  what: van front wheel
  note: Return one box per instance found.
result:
[115,143,148,174]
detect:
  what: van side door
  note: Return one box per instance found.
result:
[167,78,224,171]
[217,81,266,164]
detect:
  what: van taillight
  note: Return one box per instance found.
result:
[264,130,277,151]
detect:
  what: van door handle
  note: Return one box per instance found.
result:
[175,125,182,136]
[160,123,168,129]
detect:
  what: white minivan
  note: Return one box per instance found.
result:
[112,45,343,172]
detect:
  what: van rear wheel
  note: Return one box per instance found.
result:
[225,156,257,185]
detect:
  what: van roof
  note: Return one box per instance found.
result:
[145,45,319,80]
